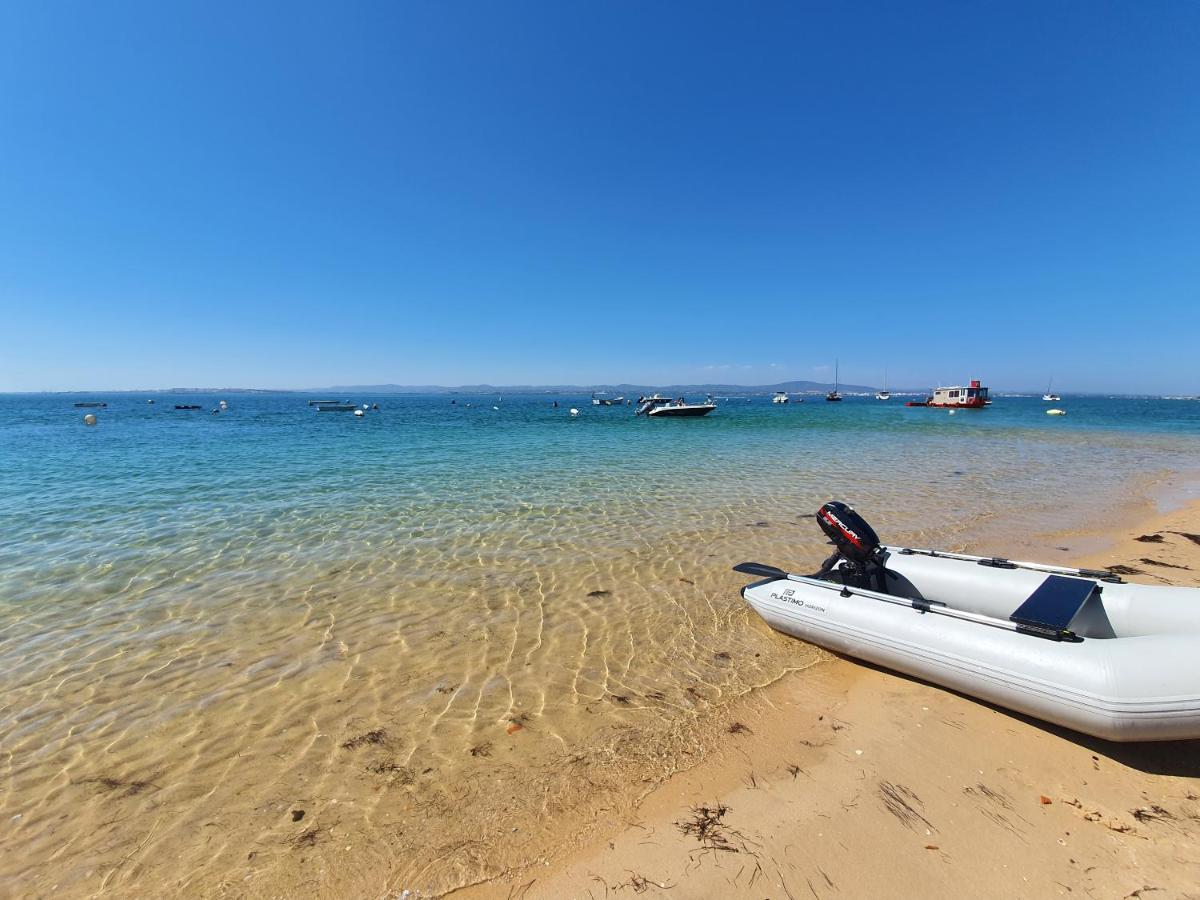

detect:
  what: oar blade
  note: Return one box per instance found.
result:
[732,561,788,580]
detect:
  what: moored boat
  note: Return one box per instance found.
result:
[636,395,716,417]
[907,379,989,408]
[772,391,789,404]
[826,360,842,401]
[591,393,626,406]
[735,502,1200,741]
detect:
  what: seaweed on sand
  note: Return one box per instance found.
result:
[676,803,742,853]
[341,728,388,750]
[77,774,161,798]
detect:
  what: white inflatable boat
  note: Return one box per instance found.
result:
[736,502,1200,742]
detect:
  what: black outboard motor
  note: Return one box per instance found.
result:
[812,501,887,592]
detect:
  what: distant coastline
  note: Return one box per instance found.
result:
[6,382,1196,398]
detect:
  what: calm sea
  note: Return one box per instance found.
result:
[2,391,1197,895]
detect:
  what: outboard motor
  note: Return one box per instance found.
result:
[812,501,887,592]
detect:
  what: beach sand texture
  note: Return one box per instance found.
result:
[465,500,1200,900]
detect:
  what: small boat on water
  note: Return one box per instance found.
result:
[1043,378,1061,402]
[826,360,842,401]
[735,502,1200,741]
[635,395,716,417]
[308,399,341,406]
[591,393,626,406]
[906,379,989,408]
[772,392,790,404]
[314,401,357,412]
[174,404,202,410]
[73,402,107,408]
[876,367,890,400]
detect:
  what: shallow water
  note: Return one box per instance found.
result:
[1,392,1197,896]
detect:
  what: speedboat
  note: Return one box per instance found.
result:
[772,392,790,404]
[314,401,357,412]
[635,395,716,417]
[735,501,1200,741]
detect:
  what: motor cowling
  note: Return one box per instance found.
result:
[817,501,881,564]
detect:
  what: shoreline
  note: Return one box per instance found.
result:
[452,496,1200,899]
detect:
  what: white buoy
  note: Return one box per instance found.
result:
[493,406,500,411]
[569,408,579,417]
[362,404,369,409]
[219,400,228,409]
[354,409,365,417]
[948,409,957,416]
[1047,408,1067,416]
[83,413,97,426]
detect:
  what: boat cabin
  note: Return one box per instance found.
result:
[926,380,989,408]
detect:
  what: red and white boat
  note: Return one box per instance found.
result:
[906,379,990,408]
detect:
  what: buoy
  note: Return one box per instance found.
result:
[354,409,365,417]
[569,408,579,417]
[492,406,500,411]
[219,400,228,409]
[362,404,369,409]
[1047,408,1066,416]
[83,413,97,426]
[147,399,154,404]
[948,409,957,416]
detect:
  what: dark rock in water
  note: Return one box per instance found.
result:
[291,809,305,822]
[587,590,610,597]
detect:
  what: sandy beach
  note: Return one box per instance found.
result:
[454,498,1200,900]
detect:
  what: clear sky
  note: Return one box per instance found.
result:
[1,1,1197,393]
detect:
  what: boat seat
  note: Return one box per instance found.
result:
[1009,575,1096,636]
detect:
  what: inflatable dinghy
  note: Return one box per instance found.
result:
[736,502,1200,742]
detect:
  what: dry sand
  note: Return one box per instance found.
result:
[453,499,1200,900]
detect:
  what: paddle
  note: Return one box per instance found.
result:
[731,561,1079,642]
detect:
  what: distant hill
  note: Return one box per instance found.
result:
[315,380,891,395]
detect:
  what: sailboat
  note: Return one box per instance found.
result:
[875,367,890,401]
[826,360,843,401]
[1042,378,1060,402]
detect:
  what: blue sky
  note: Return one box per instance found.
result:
[1,1,1197,393]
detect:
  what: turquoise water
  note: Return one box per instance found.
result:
[1,391,1197,896]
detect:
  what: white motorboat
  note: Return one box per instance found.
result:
[592,392,625,406]
[772,392,790,404]
[735,502,1200,742]
[635,395,716,417]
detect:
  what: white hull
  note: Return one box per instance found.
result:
[742,549,1200,741]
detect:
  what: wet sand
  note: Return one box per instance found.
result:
[455,498,1200,899]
